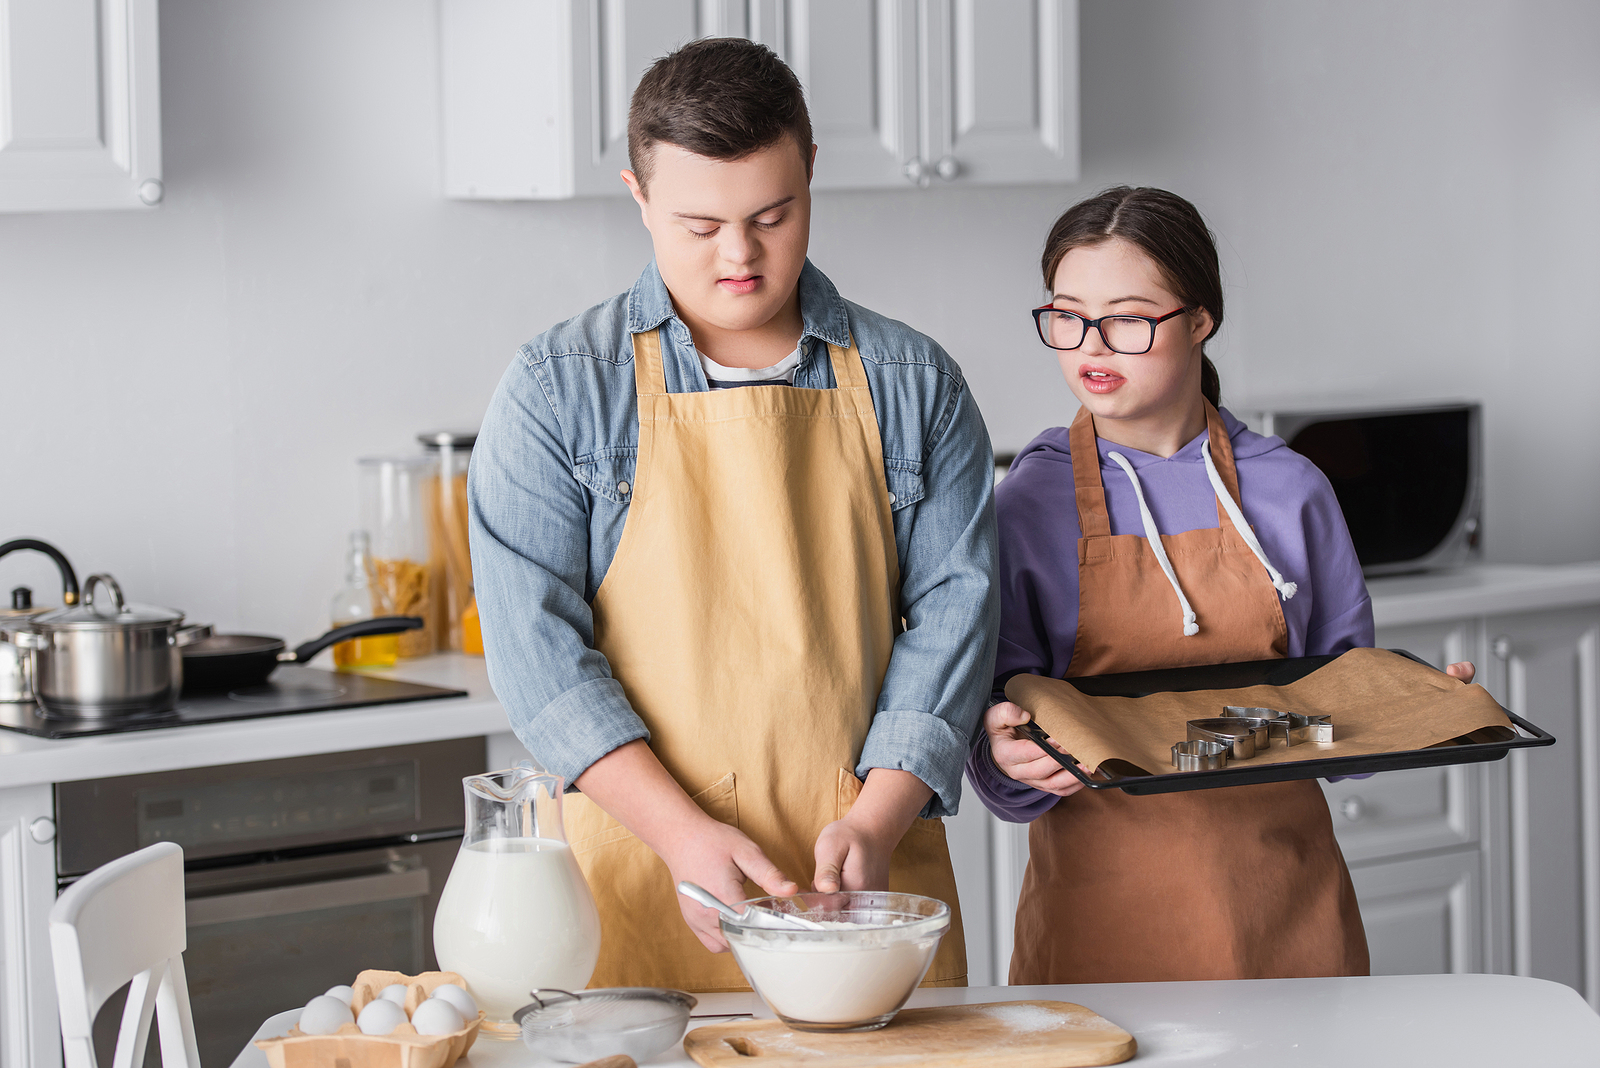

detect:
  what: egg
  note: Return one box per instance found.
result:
[410,998,466,1036]
[356,998,409,1035]
[378,983,410,1006]
[297,995,353,1036]
[323,985,354,1006]
[428,983,477,1018]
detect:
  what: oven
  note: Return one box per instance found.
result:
[53,737,485,1068]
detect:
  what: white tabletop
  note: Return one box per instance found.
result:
[230,974,1600,1067]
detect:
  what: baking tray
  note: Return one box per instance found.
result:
[1016,650,1556,795]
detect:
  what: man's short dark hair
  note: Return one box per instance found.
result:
[628,37,813,191]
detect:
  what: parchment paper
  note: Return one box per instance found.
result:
[1005,648,1517,778]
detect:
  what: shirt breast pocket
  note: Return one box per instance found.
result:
[573,449,638,505]
[884,459,925,512]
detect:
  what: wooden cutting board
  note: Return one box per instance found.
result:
[684,1001,1136,1067]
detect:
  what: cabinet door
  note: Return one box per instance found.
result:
[1347,849,1482,976]
[1483,606,1600,1006]
[0,0,162,212]
[766,0,919,190]
[917,0,1078,187]
[0,785,60,1068]
[571,0,705,195]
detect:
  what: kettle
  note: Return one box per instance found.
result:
[0,539,79,703]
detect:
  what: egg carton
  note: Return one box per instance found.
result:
[254,969,485,1068]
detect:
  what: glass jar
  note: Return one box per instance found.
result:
[358,456,435,658]
[417,431,477,654]
[328,531,399,669]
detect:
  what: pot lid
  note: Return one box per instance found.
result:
[418,429,477,450]
[30,574,183,630]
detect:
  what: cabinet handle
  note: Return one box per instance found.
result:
[1492,635,1512,661]
[29,817,55,844]
[902,158,931,188]
[934,155,960,181]
[1339,797,1364,822]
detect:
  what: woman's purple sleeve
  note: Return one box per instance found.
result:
[966,730,1063,823]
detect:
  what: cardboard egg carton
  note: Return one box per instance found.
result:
[254,969,485,1068]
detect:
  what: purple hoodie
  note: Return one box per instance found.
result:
[967,407,1374,822]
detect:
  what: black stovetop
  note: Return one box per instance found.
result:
[0,665,467,739]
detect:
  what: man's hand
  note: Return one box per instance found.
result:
[984,701,1088,797]
[659,821,798,953]
[813,768,931,894]
[574,740,796,954]
[1446,661,1476,684]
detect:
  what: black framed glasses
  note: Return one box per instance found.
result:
[1032,305,1188,355]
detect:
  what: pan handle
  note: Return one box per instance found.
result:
[283,616,424,664]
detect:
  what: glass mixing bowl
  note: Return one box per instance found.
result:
[721,891,950,1033]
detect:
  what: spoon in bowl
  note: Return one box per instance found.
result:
[676,882,825,930]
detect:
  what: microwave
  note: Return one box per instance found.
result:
[1236,400,1482,577]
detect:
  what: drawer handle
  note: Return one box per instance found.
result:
[186,866,429,926]
[1339,796,1365,822]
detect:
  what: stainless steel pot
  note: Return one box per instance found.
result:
[15,574,211,718]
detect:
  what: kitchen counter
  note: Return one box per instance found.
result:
[0,654,509,788]
[1366,560,1600,628]
[231,975,1600,1067]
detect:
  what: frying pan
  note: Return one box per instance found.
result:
[180,616,424,692]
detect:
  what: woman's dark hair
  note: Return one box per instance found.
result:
[628,38,813,192]
[1041,186,1224,408]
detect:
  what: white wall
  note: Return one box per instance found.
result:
[2,0,1596,644]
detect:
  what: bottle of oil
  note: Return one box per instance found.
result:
[330,530,400,669]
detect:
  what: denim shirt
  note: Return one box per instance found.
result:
[468,260,999,818]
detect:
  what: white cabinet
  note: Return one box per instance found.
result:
[0,785,60,1068]
[1480,606,1600,1003]
[1347,849,1483,976]
[440,0,1078,198]
[0,0,163,212]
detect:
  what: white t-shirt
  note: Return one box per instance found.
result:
[698,346,802,389]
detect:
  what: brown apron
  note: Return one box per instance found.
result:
[565,329,966,991]
[1008,404,1368,984]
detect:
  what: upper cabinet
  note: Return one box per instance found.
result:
[440,0,1078,199]
[0,0,163,213]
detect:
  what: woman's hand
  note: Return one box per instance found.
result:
[1446,661,1476,684]
[659,820,798,953]
[984,701,1089,797]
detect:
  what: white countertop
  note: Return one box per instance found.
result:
[1367,561,1600,627]
[6,561,1599,790]
[0,655,507,789]
[231,975,1600,1067]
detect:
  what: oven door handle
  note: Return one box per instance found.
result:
[185,866,431,927]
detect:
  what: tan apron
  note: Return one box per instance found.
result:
[565,329,967,992]
[1008,404,1368,984]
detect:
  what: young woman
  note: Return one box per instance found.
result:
[968,186,1474,984]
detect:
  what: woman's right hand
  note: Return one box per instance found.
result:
[984,701,1089,797]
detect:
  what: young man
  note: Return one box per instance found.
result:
[470,37,997,991]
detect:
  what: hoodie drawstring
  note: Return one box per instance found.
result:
[1202,439,1299,602]
[1106,452,1200,637]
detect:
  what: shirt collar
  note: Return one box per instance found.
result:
[625,258,852,349]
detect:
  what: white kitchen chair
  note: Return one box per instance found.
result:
[50,841,202,1068]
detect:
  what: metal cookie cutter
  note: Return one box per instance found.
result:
[1186,718,1260,760]
[1222,706,1334,746]
[1284,711,1334,744]
[1172,739,1231,771]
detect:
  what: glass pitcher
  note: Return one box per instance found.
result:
[432,764,602,1027]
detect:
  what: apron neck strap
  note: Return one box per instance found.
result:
[827,336,868,390]
[1069,400,1244,536]
[1203,400,1243,524]
[632,329,668,397]
[1069,407,1112,538]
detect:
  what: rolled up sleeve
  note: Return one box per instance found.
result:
[469,357,647,786]
[858,371,1000,819]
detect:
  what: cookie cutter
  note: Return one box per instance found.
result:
[1186,718,1260,760]
[1222,706,1334,745]
[1172,739,1231,771]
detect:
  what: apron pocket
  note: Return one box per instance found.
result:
[569,771,738,854]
